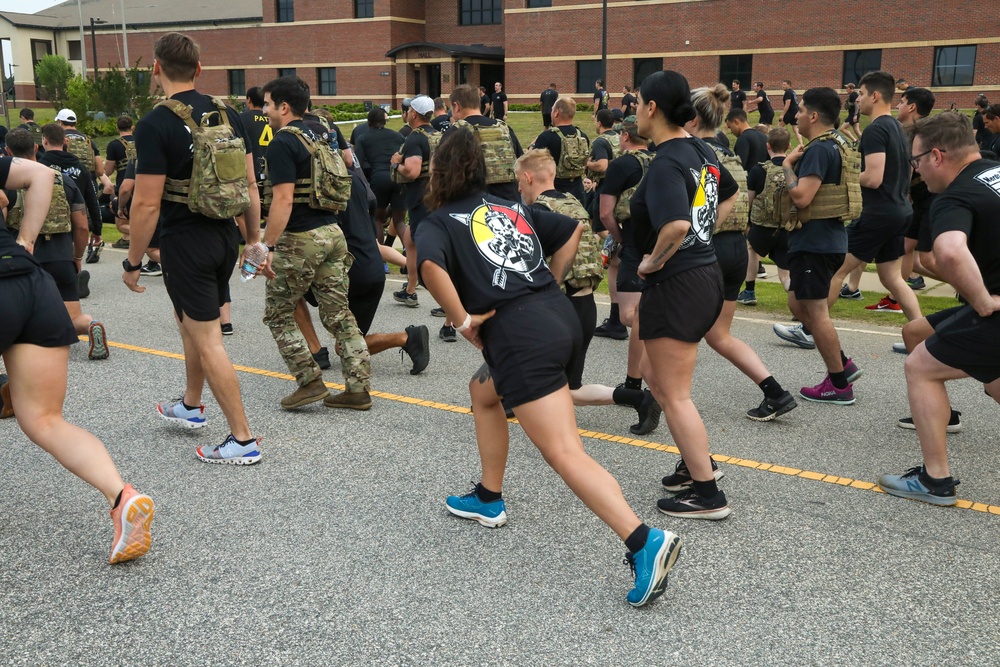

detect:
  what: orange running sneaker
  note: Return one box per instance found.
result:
[109,484,154,564]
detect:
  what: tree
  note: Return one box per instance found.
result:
[34,54,74,109]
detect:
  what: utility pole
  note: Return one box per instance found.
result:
[89,17,107,79]
[601,0,608,85]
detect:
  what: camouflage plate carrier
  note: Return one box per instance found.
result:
[158,97,251,220]
[66,132,97,173]
[263,124,352,212]
[534,192,604,291]
[585,132,621,183]
[390,125,441,184]
[612,150,653,224]
[782,129,862,232]
[452,118,517,185]
[707,143,749,234]
[550,126,590,180]
[749,160,791,229]
[6,166,72,238]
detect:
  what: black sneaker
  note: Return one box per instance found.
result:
[312,346,331,370]
[140,261,162,277]
[593,318,628,340]
[220,323,234,336]
[898,410,962,433]
[661,458,724,493]
[838,283,863,300]
[629,390,661,435]
[439,325,457,342]
[746,390,798,422]
[402,325,430,375]
[85,240,103,264]
[77,270,91,299]
[430,307,447,318]
[393,288,418,307]
[756,262,767,279]
[657,489,732,520]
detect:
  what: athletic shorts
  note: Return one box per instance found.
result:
[713,231,749,301]
[760,111,775,125]
[0,267,79,352]
[481,286,583,408]
[616,262,644,293]
[925,305,1000,383]
[639,263,723,342]
[782,111,798,126]
[370,170,405,211]
[904,206,934,253]
[788,251,843,301]
[40,260,78,302]
[542,113,552,128]
[407,202,429,235]
[747,224,789,269]
[847,214,909,264]
[565,292,597,390]
[845,113,858,125]
[160,223,239,322]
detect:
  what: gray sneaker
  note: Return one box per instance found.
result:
[892,342,908,354]
[772,322,815,349]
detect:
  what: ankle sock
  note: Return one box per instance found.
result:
[758,376,784,400]
[919,469,953,488]
[384,234,396,247]
[112,489,123,510]
[801,324,811,336]
[612,386,645,409]
[691,478,719,498]
[840,350,849,366]
[609,303,621,326]
[182,401,199,412]
[624,523,650,554]
[475,482,502,503]
[235,436,257,446]
[745,280,756,291]
[624,375,642,390]
[830,371,848,389]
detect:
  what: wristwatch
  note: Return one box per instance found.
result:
[122,258,142,272]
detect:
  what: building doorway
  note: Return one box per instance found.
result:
[480,64,505,90]
[427,64,441,99]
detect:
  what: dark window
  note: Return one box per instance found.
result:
[933,45,976,86]
[842,49,882,87]
[276,0,294,22]
[527,0,552,6]
[460,0,501,26]
[67,40,82,61]
[459,63,469,85]
[577,60,602,94]
[355,0,374,18]
[278,68,297,78]
[318,67,336,96]
[719,54,752,91]
[633,57,662,90]
[228,69,245,97]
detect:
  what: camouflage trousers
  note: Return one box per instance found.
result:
[264,224,371,393]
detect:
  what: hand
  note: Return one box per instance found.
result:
[390,152,402,166]
[459,310,496,350]
[637,253,659,280]
[785,143,805,167]
[260,251,276,280]
[16,237,34,254]
[103,182,115,196]
[122,268,144,293]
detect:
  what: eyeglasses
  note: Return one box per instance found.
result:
[909,148,944,170]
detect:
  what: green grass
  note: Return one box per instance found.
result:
[743,281,958,323]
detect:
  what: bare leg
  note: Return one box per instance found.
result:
[402,225,418,294]
[704,300,770,384]
[220,301,232,326]
[901,237,918,282]
[619,293,644,378]
[794,295,844,373]
[745,246,759,283]
[365,332,406,355]
[828,254,866,310]
[469,365,509,493]
[877,259,921,321]
[901,316,935,353]
[379,244,407,268]
[571,384,615,406]
[905,344,968,478]
[64,301,94,335]
[294,299,323,355]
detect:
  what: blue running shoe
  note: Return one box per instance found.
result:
[877,465,959,506]
[157,398,207,429]
[196,434,262,466]
[625,528,682,607]
[445,485,507,528]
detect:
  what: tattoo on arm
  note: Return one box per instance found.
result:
[783,166,798,189]
[652,243,675,265]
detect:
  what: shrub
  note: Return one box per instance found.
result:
[35,55,74,109]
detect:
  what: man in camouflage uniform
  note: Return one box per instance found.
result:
[261,75,372,411]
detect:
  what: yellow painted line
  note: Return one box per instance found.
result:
[88,336,1000,516]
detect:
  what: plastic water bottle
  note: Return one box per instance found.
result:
[240,242,269,281]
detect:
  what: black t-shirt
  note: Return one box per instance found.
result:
[105,135,135,190]
[859,115,912,220]
[734,129,769,172]
[590,131,618,163]
[929,159,1000,293]
[446,116,524,201]
[846,91,859,116]
[135,90,251,237]
[782,89,799,116]
[341,170,384,286]
[602,150,651,261]
[714,131,730,151]
[355,126,404,176]
[972,112,994,148]
[350,122,369,146]
[621,93,637,114]
[747,156,785,193]
[0,158,44,277]
[630,137,738,285]
[414,193,578,314]
[533,125,589,192]
[265,120,334,234]
[401,126,434,210]
[731,89,747,110]
[239,109,271,182]
[491,91,508,119]
[430,115,451,132]
[789,139,847,254]
[540,89,559,114]
[480,95,490,115]
[756,90,773,116]
[593,88,610,111]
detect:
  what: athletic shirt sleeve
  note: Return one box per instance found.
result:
[747,164,765,193]
[601,154,642,197]
[929,190,975,241]
[106,139,125,163]
[531,208,579,256]
[591,135,615,161]
[402,130,430,161]
[264,131,300,185]
[533,130,562,163]
[133,115,168,176]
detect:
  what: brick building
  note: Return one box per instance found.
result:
[1,0,995,109]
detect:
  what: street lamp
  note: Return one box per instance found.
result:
[89,17,107,79]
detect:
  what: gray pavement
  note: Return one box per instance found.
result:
[2,252,999,666]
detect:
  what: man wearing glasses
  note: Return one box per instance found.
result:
[878,112,1000,505]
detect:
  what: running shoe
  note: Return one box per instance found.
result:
[629,390,661,435]
[892,342,908,354]
[430,307,447,317]
[220,323,234,336]
[844,358,863,383]
[140,261,162,277]
[85,239,104,264]
[746,390,798,421]
[157,398,207,429]
[87,321,109,360]
[799,376,855,405]
[393,289,419,307]
[593,318,628,340]
[111,238,130,249]
[383,262,389,274]
[906,275,926,290]
[772,322,815,349]
[446,485,507,528]
[402,324,430,375]
[312,346,331,370]
[661,458,724,493]
[865,295,902,312]
[838,284,863,300]
[0,374,13,419]
[196,434,262,465]
[736,289,757,305]
[898,410,962,433]
[657,489,732,520]
[109,484,154,564]
[756,262,767,279]
[78,270,91,299]
[877,465,959,506]
[625,527,682,607]
[439,325,457,342]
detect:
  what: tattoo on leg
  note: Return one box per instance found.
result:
[473,363,492,384]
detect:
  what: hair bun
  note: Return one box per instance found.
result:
[669,103,697,126]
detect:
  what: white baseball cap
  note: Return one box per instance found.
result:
[409,95,434,115]
[55,108,77,123]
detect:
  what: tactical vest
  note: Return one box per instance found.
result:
[119,138,137,175]
[6,165,73,237]
[452,118,517,185]
[749,160,790,229]
[262,125,352,212]
[612,150,653,224]
[66,132,96,173]
[390,125,441,184]
[785,129,862,231]
[534,192,604,291]
[707,142,749,234]
[550,126,590,180]
[159,97,251,220]
[585,132,621,182]
[24,122,43,148]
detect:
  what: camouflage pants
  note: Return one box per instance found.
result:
[264,224,371,393]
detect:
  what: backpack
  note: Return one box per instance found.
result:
[550,126,590,180]
[25,122,43,149]
[707,143,749,234]
[114,138,137,175]
[158,97,251,220]
[749,160,791,229]
[782,129,862,231]
[66,132,96,173]
[585,132,621,182]
[270,124,352,212]
[6,165,73,237]
[452,119,517,185]
[612,150,653,223]
[390,125,441,184]
[534,192,604,291]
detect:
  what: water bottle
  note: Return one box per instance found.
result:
[240,242,269,281]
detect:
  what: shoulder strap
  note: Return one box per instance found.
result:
[208,97,233,129]
[156,99,200,132]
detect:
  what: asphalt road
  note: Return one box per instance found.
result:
[1,253,998,666]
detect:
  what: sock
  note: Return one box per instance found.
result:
[112,489,123,510]
[624,375,642,391]
[691,478,719,499]
[840,350,849,366]
[624,523,651,554]
[235,436,257,446]
[475,482,502,503]
[182,401,199,412]
[830,371,848,389]
[758,376,784,400]
[612,386,645,409]
[609,303,621,326]
[801,324,811,336]
[919,469,953,487]
[888,297,898,304]
[746,280,756,291]
[384,234,396,247]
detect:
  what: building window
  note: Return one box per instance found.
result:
[276,0,294,22]
[527,0,552,6]
[933,45,976,86]
[576,60,603,94]
[318,67,337,96]
[459,63,469,85]
[278,67,297,78]
[719,54,752,91]
[633,57,661,90]
[67,40,82,61]
[355,0,374,18]
[842,49,882,87]
[228,69,245,97]
[460,0,501,26]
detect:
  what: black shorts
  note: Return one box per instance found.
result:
[616,261,644,293]
[712,231,749,300]
[0,267,79,352]
[565,292,597,390]
[542,112,552,128]
[160,223,239,322]
[904,205,934,253]
[481,286,583,408]
[847,214,909,263]
[348,278,385,336]
[370,171,405,211]
[39,260,79,302]
[639,263,724,342]
[760,111,775,125]
[747,223,789,269]
[845,113,858,125]
[782,111,798,126]
[149,222,161,250]
[925,305,1000,384]
[407,202,429,235]
[788,251,843,301]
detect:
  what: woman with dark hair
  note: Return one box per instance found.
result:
[632,71,739,520]
[414,129,681,607]
[354,107,405,244]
